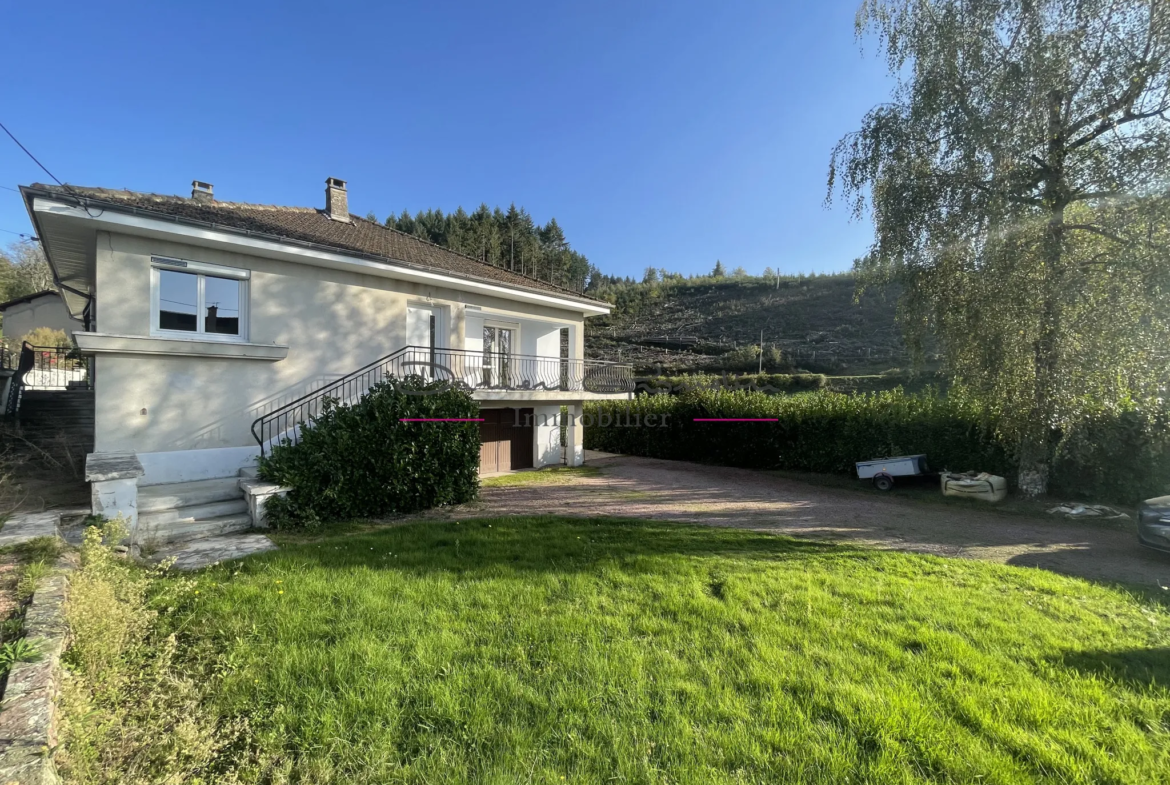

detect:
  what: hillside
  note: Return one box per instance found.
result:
[585,274,917,376]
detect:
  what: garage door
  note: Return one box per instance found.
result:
[479,408,534,473]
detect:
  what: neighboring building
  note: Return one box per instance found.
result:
[20,179,631,547]
[0,289,84,344]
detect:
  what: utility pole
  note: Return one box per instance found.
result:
[758,329,764,374]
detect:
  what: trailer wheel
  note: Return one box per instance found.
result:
[873,473,894,491]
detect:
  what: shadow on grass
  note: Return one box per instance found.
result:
[262,516,876,577]
[1057,647,1170,690]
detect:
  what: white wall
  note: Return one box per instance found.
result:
[1,293,83,343]
[532,404,564,467]
[92,231,588,456]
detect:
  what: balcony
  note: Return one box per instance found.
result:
[253,345,634,452]
[403,347,633,394]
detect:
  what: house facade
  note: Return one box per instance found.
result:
[19,179,631,545]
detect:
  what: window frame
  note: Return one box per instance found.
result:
[150,256,250,343]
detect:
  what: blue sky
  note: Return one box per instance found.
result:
[0,1,892,279]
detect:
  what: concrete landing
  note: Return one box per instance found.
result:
[0,511,61,547]
[154,533,277,571]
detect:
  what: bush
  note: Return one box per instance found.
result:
[715,345,788,373]
[59,521,257,784]
[585,388,1010,477]
[584,389,1170,503]
[20,326,70,348]
[1051,403,1170,502]
[258,376,480,527]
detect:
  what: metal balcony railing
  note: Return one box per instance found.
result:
[4,342,93,417]
[251,345,634,454]
[18,343,92,391]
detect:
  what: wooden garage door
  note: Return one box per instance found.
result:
[479,408,534,473]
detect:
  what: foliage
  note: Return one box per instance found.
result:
[1051,401,1170,504]
[57,521,258,785]
[585,388,1013,477]
[828,0,1170,495]
[162,517,1170,783]
[0,637,41,675]
[15,559,50,601]
[20,326,69,348]
[385,204,593,291]
[584,389,1170,502]
[8,535,63,564]
[637,372,828,394]
[0,239,53,305]
[258,376,480,528]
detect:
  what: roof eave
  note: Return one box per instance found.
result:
[22,185,611,314]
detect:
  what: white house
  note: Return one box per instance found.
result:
[0,289,85,344]
[20,179,631,547]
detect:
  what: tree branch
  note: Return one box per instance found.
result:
[1064,223,1128,244]
[1067,107,1170,151]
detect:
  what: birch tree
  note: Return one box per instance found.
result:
[829,0,1170,495]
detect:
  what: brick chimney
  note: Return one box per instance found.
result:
[191,181,214,202]
[324,177,349,222]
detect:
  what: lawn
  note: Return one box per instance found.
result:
[479,465,601,488]
[158,517,1168,784]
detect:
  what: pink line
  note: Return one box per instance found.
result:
[400,418,484,422]
[693,418,778,422]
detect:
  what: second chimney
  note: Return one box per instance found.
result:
[191,181,214,202]
[324,177,349,222]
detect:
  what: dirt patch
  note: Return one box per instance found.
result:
[0,553,19,640]
[437,453,1170,588]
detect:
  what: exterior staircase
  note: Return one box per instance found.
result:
[138,476,252,547]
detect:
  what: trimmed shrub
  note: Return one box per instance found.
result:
[584,389,1170,503]
[258,376,480,527]
[1051,403,1170,503]
[585,388,1009,477]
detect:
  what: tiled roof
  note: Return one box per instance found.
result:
[27,184,603,304]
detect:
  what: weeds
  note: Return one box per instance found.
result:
[15,559,50,601]
[0,637,41,675]
[57,520,263,785]
[0,617,21,641]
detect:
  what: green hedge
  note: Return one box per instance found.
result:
[585,389,1009,476]
[258,377,480,528]
[1051,405,1170,504]
[584,390,1170,503]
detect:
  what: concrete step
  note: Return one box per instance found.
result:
[138,478,244,513]
[139,498,249,528]
[153,532,277,570]
[141,513,253,547]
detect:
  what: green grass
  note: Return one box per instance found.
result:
[479,465,601,488]
[167,517,1170,784]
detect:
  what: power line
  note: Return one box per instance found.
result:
[0,227,35,239]
[0,120,65,188]
[0,185,19,193]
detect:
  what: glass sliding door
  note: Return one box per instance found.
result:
[482,326,513,387]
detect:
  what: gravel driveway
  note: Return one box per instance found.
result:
[447,452,1170,588]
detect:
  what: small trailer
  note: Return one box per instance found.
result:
[855,454,929,491]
